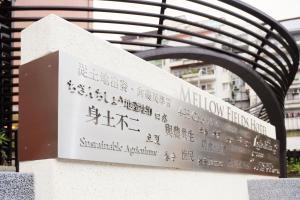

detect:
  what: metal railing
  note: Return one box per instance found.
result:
[0,0,18,171]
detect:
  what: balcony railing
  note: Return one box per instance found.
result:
[285,117,300,131]
[199,73,216,81]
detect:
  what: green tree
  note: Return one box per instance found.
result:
[0,128,9,165]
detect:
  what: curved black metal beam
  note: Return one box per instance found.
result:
[221,0,299,68]
[135,46,287,177]
[2,6,291,75]
[101,0,296,71]
[1,5,294,75]
[4,5,296,102]
[3,3,297,69]
[5,16,290,88]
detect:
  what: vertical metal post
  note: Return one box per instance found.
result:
[278,120,287,178]
[156,0,167,46]
[0,0,16,171]
[15,129,19,172]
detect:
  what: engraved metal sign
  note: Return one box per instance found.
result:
[58,52,279,176]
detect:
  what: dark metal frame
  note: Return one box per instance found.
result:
[0,0,18,171]
[0,0,298,177]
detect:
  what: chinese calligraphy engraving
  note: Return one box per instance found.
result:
[58,54,280,176]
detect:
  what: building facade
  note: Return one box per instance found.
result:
[281,18,300,150]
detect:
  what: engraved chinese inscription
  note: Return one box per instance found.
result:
[58,53,280,176]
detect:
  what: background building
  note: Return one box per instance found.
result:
[281,18,300,150]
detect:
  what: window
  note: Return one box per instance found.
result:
[200,83,213,90]
[200,66,214,75]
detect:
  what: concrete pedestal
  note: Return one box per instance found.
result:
[248,179,300,200]
[20,159,274,200]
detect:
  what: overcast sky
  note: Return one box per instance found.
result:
[244,0,300,20]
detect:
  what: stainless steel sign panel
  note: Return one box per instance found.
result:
[58,52,279,176]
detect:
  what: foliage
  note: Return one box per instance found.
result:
[287,160,300,176]
[0,130,9,145]
[0,128,9,165]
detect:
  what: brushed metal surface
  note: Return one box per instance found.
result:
[57,52,279,176]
